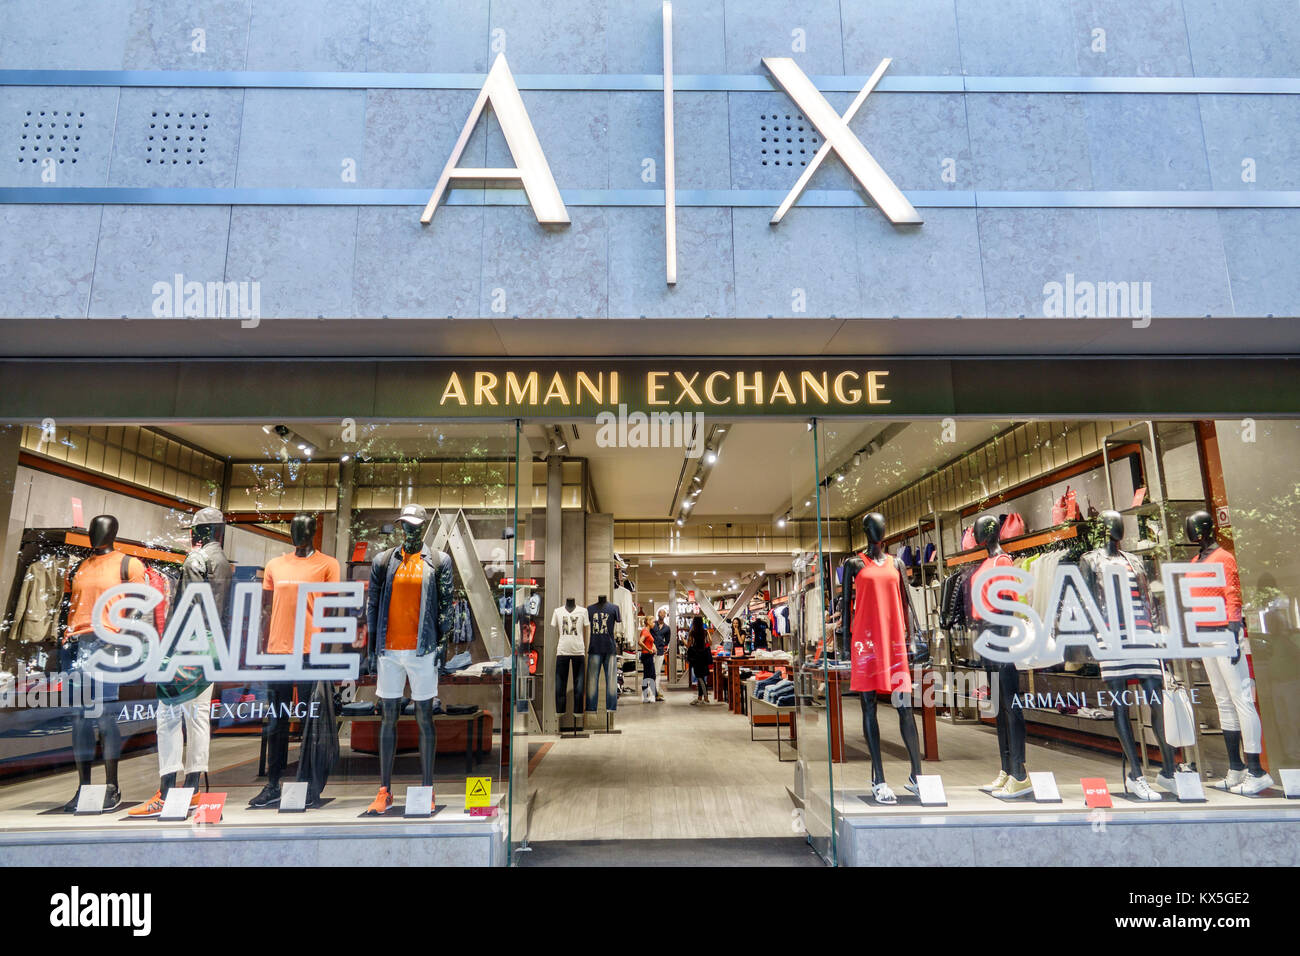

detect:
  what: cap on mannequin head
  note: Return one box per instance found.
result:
[973,514,1000,547]
[1185,510,1215,544]
[87,514,119,551]
[1099,509,1124,541]
[189,506,226,547]
[861,512,887,543]
[289,513,317,550]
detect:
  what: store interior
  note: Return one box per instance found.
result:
[0,416,1295,842]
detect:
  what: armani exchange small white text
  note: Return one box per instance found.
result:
[50,886,151,936]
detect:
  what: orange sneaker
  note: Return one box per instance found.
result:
[189,791,203,809]
[364,786,393,816]
[127,791,166,818]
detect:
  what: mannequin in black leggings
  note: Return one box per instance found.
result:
[1108,676,1176,785]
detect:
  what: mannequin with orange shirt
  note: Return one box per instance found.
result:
[247,514,340,810]
[59,514,147,813]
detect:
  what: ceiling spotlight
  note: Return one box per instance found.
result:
[682,500,693,509]
[704,451,717,464]
[804,500,811,507]
[691,488,701,497]
[853,453,862,467]
[340,454,351,463]
[836,472,845,483]
[777,517,787,528]
[672,570,678,576]
[676,518,684,527]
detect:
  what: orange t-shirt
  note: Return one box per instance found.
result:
[639,627,655,654]
[262,550,341,655]
[67,551,147,637]
[385,549,424,651]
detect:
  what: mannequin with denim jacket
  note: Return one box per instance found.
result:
[363,505,453,815]
[840,513,923,804]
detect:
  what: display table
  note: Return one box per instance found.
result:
[813,665,938,764]
[748,690,797,761]
[344,710,491,773]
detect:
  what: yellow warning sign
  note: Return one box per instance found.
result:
[465,776,492,808]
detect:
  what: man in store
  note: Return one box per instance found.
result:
[649,607,671,701]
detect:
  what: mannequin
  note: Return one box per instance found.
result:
[61,514,146,812]
[585,594,621,724]
[1185,511,1274,795]
[1080,510,1177,801]
[249,513,341,809]
[551,596,589,724]
[840,513,923,804]
[970,514,1032,798]
[612,572,637,649]
[363,504,454,815]
[129,507,231,818]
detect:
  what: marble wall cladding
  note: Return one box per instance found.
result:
[109,88,244,188]
[0,88,121,188]
[1200,95,1300,191]
[0,205,103,319]
[235,90,367,189]
[123,0,254,72]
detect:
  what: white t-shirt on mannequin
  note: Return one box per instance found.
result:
[552,605,589,657]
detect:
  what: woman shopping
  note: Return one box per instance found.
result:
[686,615,713,705]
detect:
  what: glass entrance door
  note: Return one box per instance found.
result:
[507,423,540,862]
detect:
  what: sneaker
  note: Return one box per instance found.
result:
[127,791,166,818]
[363,786,394,816]
[1211,768,1248,791]
[871,781,897,805]
[979,771,1009,793]
[994,776,1034,799]
[102,785,122,812]
[904,777,920,796]
[655,695,666,702]
[190,791,203,809]
[1232,772,1275,796]
[1127,776,1161,801]
[1155,772,1178,794]
[61,788,83,813]
[247,784,281,809]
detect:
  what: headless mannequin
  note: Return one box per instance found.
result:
[156,518,226,799]
[973,514,1029,786]
[1185,511,1268,784]
[377,518,438,796]
[842,513,924,792]
[555,597,586,722]
[1094,511,1176,783]
[63,514,126,810]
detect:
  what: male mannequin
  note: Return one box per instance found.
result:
[551,597,589,722]
[130,507,231,818]
[1185,511,1274,795]
[363,504,454,815]
[61,514,146,812]
[585,595,621,721]
[1080,510,1177,800]
[249,513,340,809]
[649,607,671,701]
[969,515,1032,799]
[840,513,923,804]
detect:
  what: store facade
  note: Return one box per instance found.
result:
[1,0,1299,867]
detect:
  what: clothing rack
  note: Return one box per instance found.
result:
[944,524,1081,567]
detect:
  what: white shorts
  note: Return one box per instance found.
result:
[376,649,438,701]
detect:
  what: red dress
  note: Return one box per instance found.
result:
[849,555,911,695]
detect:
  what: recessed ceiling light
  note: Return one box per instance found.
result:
[705,451,717,464]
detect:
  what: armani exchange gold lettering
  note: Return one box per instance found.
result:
[437,369,890,410]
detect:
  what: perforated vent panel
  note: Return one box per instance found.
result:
[17,109,83,166]
[147,110,209,166]
[760,112,819,167]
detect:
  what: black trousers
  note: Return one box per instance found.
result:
[265,681,312,787]
[986,662,1026,778]
[555,654,585,715]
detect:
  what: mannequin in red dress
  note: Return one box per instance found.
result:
[840,513,923,805]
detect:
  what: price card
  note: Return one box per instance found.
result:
[192,793,226,825]
[74,785,107,815]
[159,787,195,820]
[404,786,434,818]
[1029,771,1062,803]
[915,774,947,806]
[278,782,309,813]
[1278,768,1299,799]
[1081,777,1112,809]
[1174,771,1207,803]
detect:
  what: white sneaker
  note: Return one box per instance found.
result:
[1232,772,1275,796]
[1212,768,1248,791]
[1155,772,1177,794]
[904,777,920,795]
[871,782,897,805]
[1128,776,1162,801]
[979,771,1009,793]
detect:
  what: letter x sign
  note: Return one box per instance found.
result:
[762,57,922,225]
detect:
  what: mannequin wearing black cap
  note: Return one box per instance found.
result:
[60,514,146,812]
[128,508,231,818]
[364,505,454,815]
[249,513,341,809]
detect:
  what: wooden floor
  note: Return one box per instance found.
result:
[526,684,799,841]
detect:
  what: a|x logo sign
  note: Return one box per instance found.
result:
[762,57,923,225]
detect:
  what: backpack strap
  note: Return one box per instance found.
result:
[121,554,132,582]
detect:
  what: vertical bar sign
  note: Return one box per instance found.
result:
[662,1,677,285]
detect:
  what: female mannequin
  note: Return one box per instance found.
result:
[1080,510,1177,801]
[840,513,923,804]
[1185,511,1273,795]
[552,596,589,722]
[970,514,1032,799]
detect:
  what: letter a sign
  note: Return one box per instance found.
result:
[762,57,922,225]
[421,54,570,226]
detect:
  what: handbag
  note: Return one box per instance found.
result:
[907,629,931,667]
[999,512,1026,540]
[961,525,976,550]
[1161,671,1197,749]
[1051,486,1081,524]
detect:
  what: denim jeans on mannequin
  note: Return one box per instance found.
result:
[585,652,617,712]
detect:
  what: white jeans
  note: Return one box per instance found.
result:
[157,685,214,776]
[653,654,666,694]
[1203,652,1262,752]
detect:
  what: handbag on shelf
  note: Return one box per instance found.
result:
[999,512,1026,540]
[1051,486,1081,524]
[961,526,976,550]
